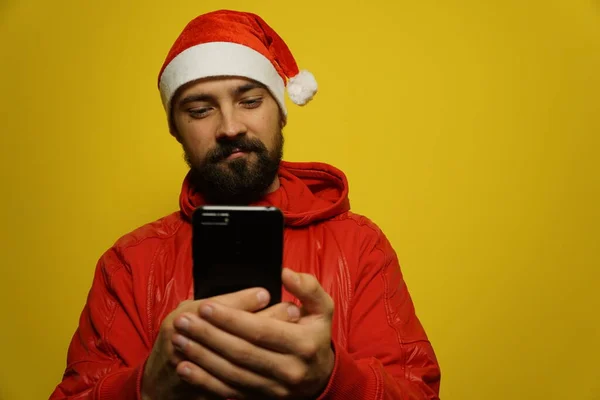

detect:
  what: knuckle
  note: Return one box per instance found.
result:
[326,295,335,314]
[220,311,236,325]
[184,363,210,388]
[250,323,268,343]
[271,302,285,313]
[168,351,182,367]
[224,366,248,387]
[236,346,254,365]
[251,330,265,344]
[276,302,292,319]
[180,340,203,365]
[304,274,319,292]
[299,339,318,359]
[307,279,324,299]
[173,301,194,316]
[159,319,174,337]
[259,307,276,319]
[270,384,292,399]
[224,388,245,400]
[213,288,252,306]
[283,365,307,386]
[190,318,208,337]
[259,303,291,321]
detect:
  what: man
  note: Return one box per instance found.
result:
[51,9,441,400]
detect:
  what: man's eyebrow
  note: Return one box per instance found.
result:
[178,93,214,106]
[178,82,266,106]
[233,82,266,95]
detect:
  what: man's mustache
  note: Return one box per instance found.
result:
[207,137,267,163]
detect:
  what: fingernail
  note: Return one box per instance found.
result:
[174,317,190,330]
[287,305,300,319]
[257,290,269,304]
[181,366,191,376]
[200,305,213,317]
[172,334,188,350]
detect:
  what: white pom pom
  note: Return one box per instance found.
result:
[287,70,318,105]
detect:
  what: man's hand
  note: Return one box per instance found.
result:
[171,268,335,399]
[141,287,301,400]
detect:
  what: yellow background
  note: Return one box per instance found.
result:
[1,1,599,399]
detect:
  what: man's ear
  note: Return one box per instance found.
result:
[280,111,287,129]
[168,108,183,143]
[169,123,182,143]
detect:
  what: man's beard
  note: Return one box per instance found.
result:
[184,131,283,205]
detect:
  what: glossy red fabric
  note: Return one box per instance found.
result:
[50,161,441,399]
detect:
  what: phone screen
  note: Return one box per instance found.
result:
[192,206,284,305]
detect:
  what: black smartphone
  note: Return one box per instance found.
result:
[192,205,284,306]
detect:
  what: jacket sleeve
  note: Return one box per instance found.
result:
[318,219,441,400]
[50,247,151,400]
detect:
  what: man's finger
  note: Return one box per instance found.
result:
[189,303,305,355]
[173,312,299,386]
[175,360,244,399]
[256,301,301,322]
[196,287,270,314]
[281,268,333,316]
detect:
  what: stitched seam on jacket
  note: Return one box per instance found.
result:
[102,266,124,360]
[347,215,410,381]
[322,213,373,340]
[368,361,384,400]
[113,216,186,345]
[380,261,408,383]
[146,245,162,342]
[114,216,185,254]
[321,222,353,344]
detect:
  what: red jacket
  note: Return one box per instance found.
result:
[51,161,441,400]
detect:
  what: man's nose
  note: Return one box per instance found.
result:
[216,108,247,139]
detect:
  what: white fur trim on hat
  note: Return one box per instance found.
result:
[159,42,287,114]
[287,70,318,105]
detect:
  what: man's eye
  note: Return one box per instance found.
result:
[189,108,211,117]
[241,98,262,108]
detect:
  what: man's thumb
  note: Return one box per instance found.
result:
[281,268,333,316]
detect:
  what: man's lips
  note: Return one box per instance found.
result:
[224,148,248,160]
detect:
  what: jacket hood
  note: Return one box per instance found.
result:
[179,161,350,227]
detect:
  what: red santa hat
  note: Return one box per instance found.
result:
[158,9,317,117]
